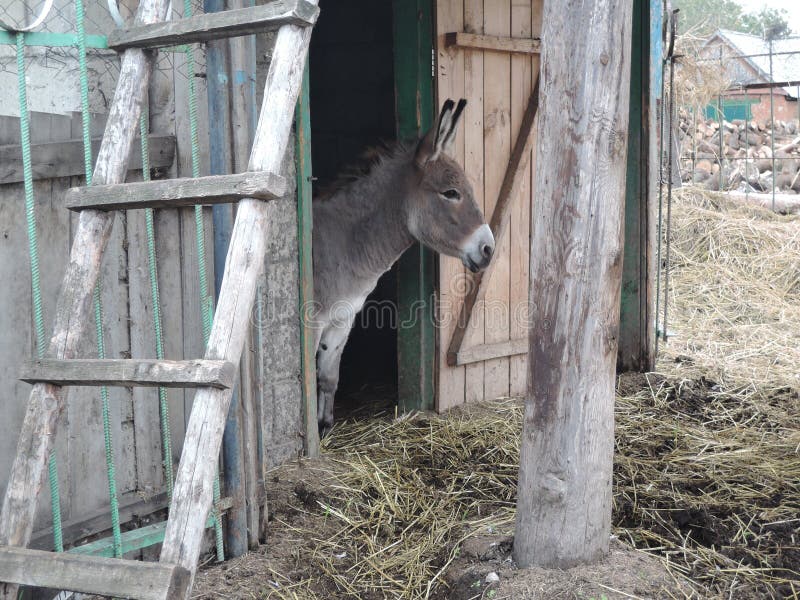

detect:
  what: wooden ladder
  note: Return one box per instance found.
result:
[0,0,319,598]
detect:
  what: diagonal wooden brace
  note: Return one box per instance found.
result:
[158,4,319,595]
[447,77,540,366]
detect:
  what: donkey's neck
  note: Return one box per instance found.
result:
[317,151,416,286]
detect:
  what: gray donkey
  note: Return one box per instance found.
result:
[312,99,495,432]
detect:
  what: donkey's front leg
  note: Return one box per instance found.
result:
[316,323,352,435]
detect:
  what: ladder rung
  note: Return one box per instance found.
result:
[20,359,237,389]
[0,545,190,600]
[65,171,286,211]
[107,0,319,50]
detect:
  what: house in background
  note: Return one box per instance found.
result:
[702,29,800,122]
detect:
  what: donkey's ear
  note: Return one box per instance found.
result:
[439,98,467,154]
[415,99,459,167]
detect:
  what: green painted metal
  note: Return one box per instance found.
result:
[68,514,217,558]
[295,59,320,457]
[392,0,435,413]
[0,31,108,48]
[619,0,655,371]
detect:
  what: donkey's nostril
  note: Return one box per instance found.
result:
[481,243,494,259]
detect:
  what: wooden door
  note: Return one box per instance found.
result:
[435,0,542,410]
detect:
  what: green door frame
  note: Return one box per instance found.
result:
[619,0,657,371]
[393,0,436,412]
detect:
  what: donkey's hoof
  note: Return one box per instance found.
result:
[318,419,333,438]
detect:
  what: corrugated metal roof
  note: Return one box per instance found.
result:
[706,29,800,97]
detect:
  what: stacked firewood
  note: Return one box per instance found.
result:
[678,111,800,193]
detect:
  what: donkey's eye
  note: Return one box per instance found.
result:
[441,189,461,201]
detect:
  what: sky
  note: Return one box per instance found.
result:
[736,1,800,34]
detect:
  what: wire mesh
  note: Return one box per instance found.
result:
[673,33,800,199]
[0,0,215,557]
[0,0,207,117]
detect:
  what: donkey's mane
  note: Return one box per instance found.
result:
[313,139,412,202]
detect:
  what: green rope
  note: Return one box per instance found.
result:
[94,284,122,558]
[17,31,64,554]
[183,0,224,561]
[75,0,123,557]
[140,108,175,499]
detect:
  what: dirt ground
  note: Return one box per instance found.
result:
[192,191,800,599]
[192,450,693,600]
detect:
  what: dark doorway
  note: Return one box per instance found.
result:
[309,0,398,418]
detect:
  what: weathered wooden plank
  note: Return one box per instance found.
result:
[20,359,237,389]
[445,31,541,55]
[108,0,319,50]
[447,79,540,368]
[454,338,527,366]
[513,0,632,569]
[435,0,467,411]
[0,135,175,185]
[482,0,513,401]
[0,546,190,600]
[508,0,538,397]
[463,0,485,404]
[0,4,171,595]
[160,5,317,589]
[618,2,657,371]
[294,61,320,458]
[64,171,286,211]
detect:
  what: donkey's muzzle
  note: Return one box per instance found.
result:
[462,224,495,273]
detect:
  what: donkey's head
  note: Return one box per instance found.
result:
[406,99,495,273]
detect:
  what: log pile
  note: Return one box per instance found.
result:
[678,111,800,194]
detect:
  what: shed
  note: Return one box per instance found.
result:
[702,30,800,122]
[0,0,659,568]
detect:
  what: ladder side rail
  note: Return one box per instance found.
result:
[159,4,318,591]
[0,1,170,597]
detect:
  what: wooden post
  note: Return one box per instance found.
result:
[513,0,633,569]
[226,0,264,548]
[159,5,317,588]
[203,0,249,560]
[0,2,170,598]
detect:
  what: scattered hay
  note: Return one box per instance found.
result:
[302,373,798,599]
[313,400,522,599]
[194,187,799,599]
[672,31,732,112]
[615,374,800,598]
[659,187,800,391]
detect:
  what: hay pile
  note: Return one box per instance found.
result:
[659,187,800,390]
[309,401,522,599]
[200,187,799,599]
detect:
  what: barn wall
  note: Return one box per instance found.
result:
[0,0,219,546]
[254,30,305,469]
[0,0,306,550]
[436,0,542,409]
